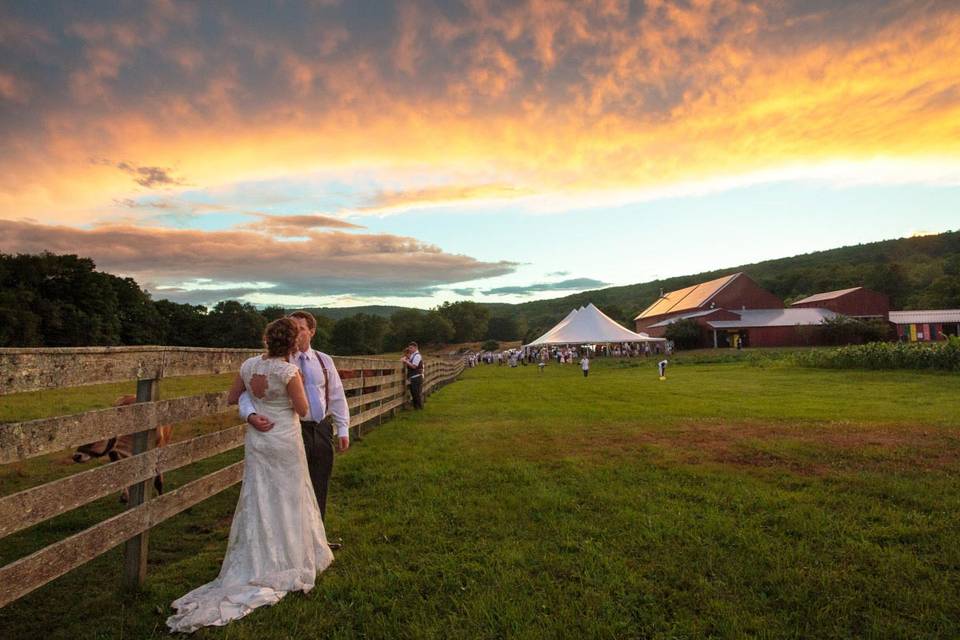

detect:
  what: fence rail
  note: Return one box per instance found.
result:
[0,347,465,608]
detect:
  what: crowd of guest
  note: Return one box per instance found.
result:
[465,342,672,368]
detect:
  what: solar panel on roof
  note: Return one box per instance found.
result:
[640,283,698,317]
[790,287,861,305]
[680,274,737,310]
[637,273,739,319]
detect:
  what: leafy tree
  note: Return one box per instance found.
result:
[110,275,164,344]
[861,319,894,343]
[0,253,123,346]
[0,259,42,346]
[818,316,892,345]
[522,325,548,344]
[487,315,525,341]
[944,255,960,277]
[330,316,362,355]
[865,262,910,309]
[421,310,455,344]
[154,299,208,346]
[261,305,287,322]
[205,301,267,348]
[312,315,334,352]
[664,318,702,350]
[820,316,860,345]
[0,300,42,346]
[43,254,124,346]
[481,339,500,351]
[385,308,426,351]
[330,313,388,355]
[918,275,960,309]
[438,301,489,343]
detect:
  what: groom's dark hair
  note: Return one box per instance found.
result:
[289,310,316,331]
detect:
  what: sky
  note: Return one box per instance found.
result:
[1,0,959,310]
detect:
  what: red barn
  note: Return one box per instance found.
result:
[789,287,889,320]
[634,272,783,335]
[633,273,868,348]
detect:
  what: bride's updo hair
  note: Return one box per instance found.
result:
[263,317,299,357]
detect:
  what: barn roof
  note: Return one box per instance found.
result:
[646,309,722,328]
[634,273,741,320]
[790,287,862,305]
[889,310,960,324]
[707,308,837,329]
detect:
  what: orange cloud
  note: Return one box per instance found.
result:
[245,214,364,233]
[0,71,29,104]
[0,1,958,223]
[0,219,517,303]
[359,184,536,214]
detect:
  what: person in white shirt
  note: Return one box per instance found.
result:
[238,311,349,541]
[580,355,590,377]
[401,342,424,409]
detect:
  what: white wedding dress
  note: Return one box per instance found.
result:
[167,356,334,633]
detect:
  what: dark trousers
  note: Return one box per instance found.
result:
[300,417,335,521]
[409,375,424,409]
[583,369,589,377]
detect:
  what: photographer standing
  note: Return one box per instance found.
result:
[402,342,424,409]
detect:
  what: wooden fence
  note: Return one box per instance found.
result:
[0,346,465,608]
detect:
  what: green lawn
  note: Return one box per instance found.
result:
[1,360,959,639]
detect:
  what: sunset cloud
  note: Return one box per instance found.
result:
[0,219,516,304]
[1,1,958,224]
[112,161,186,189]
[245,214,364,234]
[358,183,536,215]
[483,278,610,297]
[0,1,958,307]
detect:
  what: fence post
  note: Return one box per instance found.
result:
[123,376,158,590]
[357,369,365,440]
[377,367,385,428]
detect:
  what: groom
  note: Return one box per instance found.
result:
[239,311,350,544]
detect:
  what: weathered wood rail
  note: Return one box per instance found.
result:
[0,347,465,608]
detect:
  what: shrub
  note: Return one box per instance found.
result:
[664,318,702,350]
[793,337,960,372]
[819,316,894,345]
[481,339,500,351]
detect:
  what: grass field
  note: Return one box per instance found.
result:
[2,359,959,639]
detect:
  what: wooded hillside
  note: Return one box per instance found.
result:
[513,229,960,337]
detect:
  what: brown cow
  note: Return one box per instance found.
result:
[72,395,173,503]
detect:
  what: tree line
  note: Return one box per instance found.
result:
[5,229,958,353]
[0,253,529,353]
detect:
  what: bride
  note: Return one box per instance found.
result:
[167,317,335,633]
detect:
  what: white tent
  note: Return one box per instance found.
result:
[524,303,666,346]
[524,306,582,345]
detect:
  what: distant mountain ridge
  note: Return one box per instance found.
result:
[302,305,416,320]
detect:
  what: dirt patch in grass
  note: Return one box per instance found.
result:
[711,448,828,475]
[498,421,960,477]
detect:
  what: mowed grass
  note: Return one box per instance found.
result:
[2,359,959,639]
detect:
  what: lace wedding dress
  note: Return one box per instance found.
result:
[167,356,334,633]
